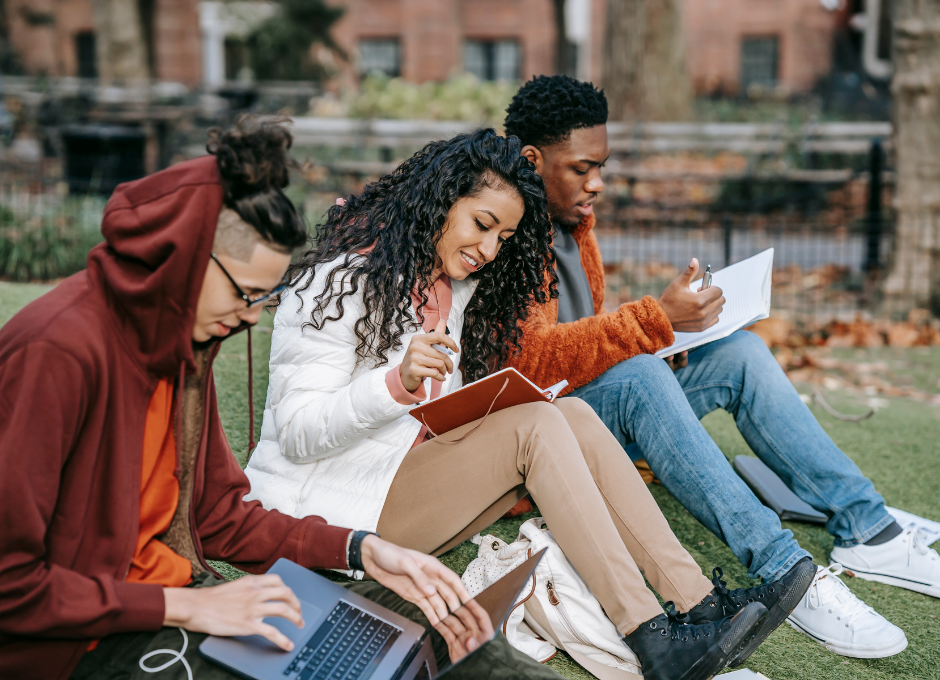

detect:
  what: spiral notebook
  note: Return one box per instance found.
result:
[409,368,567,437]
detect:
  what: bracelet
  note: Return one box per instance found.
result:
[347,530,378,572]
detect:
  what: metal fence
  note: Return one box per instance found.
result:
[596,216,896,327]
[0,96,907,324]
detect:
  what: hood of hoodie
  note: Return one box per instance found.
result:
[87,155,224,377]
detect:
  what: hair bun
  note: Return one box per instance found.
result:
[207,115,295,203]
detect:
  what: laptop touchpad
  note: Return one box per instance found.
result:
[235,599,323,652]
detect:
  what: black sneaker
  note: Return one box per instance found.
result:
[622,601,766,680]
[685,556,816,667]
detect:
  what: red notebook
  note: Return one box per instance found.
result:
[409,368,568,437]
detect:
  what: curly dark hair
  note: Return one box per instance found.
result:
[206,115,307,250]
[290,128,557,383]
[504,75,608,149]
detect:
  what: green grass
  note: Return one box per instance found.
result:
[2,282,938,680]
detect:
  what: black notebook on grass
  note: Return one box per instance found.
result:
[733,456,828,524]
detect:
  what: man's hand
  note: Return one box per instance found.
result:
[360,535,493,661]
[163,575,303,651]
[658,258,725,333]
[433,598,494,663]
[664,351,688,372]
[399,319,459,392]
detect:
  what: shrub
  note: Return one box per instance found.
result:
[345,74,518,127]
[0,199,104,282]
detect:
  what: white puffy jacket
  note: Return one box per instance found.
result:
[245,256,478,533]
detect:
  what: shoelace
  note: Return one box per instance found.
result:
[807,564,874,628]
[663,602,722,642]
[908,529,938,567]
[710,566,775,611]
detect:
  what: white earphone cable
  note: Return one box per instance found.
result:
[138,627,194,680]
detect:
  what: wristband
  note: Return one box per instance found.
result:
[347,530,379,572]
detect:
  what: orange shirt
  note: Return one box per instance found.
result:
[126,378,193,587]
[89,379,192,651]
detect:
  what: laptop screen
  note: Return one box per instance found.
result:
[433,548,545,677]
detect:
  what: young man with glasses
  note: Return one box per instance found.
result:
[0,119,542,680]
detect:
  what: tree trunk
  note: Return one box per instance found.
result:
[602,0,692,121]
[883,0,940,312]
[92,0,150,82]
[552,0,572,76]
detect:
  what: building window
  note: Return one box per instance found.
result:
[463,40,521,81]
[75,32,97,79]
[740,37,778,91]
[359,39,401,78]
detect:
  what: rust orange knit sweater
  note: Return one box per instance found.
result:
[507,214,675,394]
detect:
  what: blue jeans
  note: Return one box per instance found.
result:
[571,330,894,582]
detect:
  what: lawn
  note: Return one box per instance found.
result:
[2,281,939,680]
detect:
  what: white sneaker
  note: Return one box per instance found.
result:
[786,564,908,658]
[831,528,940,598]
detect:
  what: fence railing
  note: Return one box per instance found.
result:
[1,107,905,321]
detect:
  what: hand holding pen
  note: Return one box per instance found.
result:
[699,264,713,292]
[399,319,459,392]
[657,257,725,333]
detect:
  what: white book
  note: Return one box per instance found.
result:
[655,248,775,358]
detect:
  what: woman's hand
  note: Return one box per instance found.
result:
[399,319,459,392]
[359,535,494,662]
[163,575,304,651]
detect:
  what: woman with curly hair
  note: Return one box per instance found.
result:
[246,129,778,680]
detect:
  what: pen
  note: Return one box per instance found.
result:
[701,265,712,291]
[431,325,457,356]
[431,343,456,356]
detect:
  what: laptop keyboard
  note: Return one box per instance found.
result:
[283,600,402,680]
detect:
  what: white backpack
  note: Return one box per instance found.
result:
[461,518,642,679]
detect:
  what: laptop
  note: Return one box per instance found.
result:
[200,548,546,680]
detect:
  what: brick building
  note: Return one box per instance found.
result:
[329,0,558,86]
[684,0,841,96]
[3,0,842,97]
[4,0,202,84]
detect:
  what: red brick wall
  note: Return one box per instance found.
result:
[330,0,557,85]
[4,0,200,83]
[153,0,201,84]
[459,0,556,81]
[684,0,838,95]
[5,0,94,76]
[5,0,839,96]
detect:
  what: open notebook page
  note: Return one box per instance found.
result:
[655,248,774,357]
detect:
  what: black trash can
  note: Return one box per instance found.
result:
[60,124,147,195]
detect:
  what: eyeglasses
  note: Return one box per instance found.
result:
[210,252,289,308]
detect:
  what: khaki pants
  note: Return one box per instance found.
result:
[377,397,714,635]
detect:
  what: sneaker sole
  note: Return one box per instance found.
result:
[785,616,909,658]
[727,557,816,668]
[837,565,940,598]
[678,603,766,680]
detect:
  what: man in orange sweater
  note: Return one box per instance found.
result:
[504,76,937,660]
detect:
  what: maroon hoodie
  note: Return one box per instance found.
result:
[0,156,352,680]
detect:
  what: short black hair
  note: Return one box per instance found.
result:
[206,115,307,252]
[504,75,608,149]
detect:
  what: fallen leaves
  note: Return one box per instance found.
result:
[746,311,940,406]
[748,308,940,352]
